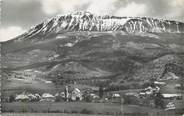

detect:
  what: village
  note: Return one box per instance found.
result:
[3,78,183,111]
[2,66,184,113]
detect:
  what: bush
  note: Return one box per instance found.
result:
[123,96,140,105]
[71,110,79,113]
[55,96,63,102]
[22,108,28,112]
[49,110,60,113]
[80,108,93,114]
[154,92,164,109]
[9,95,15,102]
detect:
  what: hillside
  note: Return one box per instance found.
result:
[1,12,184,92]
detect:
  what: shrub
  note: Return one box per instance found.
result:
[22,108,28,112]
[9,95,15,102]
[154,92,164,109]
[71,110,79,113]
[123,96,140,105]
[80,108,93,114]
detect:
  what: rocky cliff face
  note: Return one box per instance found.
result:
[12,11,184,42]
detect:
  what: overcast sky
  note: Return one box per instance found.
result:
[0,0,184,42]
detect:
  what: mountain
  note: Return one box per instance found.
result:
[2,11,184,53]
[1,11,184,92]
[22,11,184,36]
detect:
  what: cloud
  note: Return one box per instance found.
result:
[39,0,184,21]
[39,0,147,16]
[40,0,118,15]
[171,0,184,7]
[2,0,48,29]
[40,0,147,16]
[165,0,184,19]
[0,26,25,42]
[86,0,117,15]
[40,0,89,15]
[115,2,147,16]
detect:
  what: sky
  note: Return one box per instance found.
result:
[0,0,184,42]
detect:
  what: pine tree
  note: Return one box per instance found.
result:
[99,86,104,99]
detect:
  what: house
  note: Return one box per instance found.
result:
[82,92,98,102]
[165,102,176,111]
[55,92,65,102]
[175,84,182,89]
[144,86,160,94]
[162,93,182,100]
[161,72,180,80]
[60,92,65,98]
[145,86,160,92]
[154,81,166,86]
[70,88,83,101]
[27,93,37,101]
[139,92,146,96]
[35,94,41,101]
[139,86,160,98]
[35,93,41,98]
[125,92,139,97]
[90,93,99,99]
[55,92,60,97]
[45,81,52,84]
[15,94,29,102]
[85,93,100,102]
[112,93,121,98]
[41,93,55,102]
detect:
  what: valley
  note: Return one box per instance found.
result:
[1,12,184,115]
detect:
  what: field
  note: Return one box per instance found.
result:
[2,113,184,116]
[2,102,184,116]
[2,113,110,116]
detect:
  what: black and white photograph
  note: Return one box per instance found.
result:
[0,0,184,116]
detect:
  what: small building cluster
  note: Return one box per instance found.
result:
[139,86,160,97]
[123,81,183,110]
[5,85,123,104]
[3,78,183,111]
[11,87,84,102]
[15,92,41,102]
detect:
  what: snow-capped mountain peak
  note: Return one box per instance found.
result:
[14,11,184,41]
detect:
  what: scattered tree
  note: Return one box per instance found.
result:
[9,95,15,102]
[154,92,164,109]
[99,86,104,98]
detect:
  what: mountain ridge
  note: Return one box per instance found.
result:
[5,11,184,43]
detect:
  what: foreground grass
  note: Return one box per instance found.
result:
[2,102,121,114]
[2,113,110,116]
[2,102,184,116]
[2,113,184,116]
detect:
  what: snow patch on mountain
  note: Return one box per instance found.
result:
[13,11,184,42]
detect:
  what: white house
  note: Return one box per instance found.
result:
[125,92,139,97]
[71,88,83,101]
[162,93,182,100]
[165,102,176,111]
[15,94,29,102]
[35,94,41,100]
[112,93,121,98]
[90,93,99,99]
[41,93,55,102]
[27,93,37,101]
[175,84,182,88]
[154,81,166,86]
